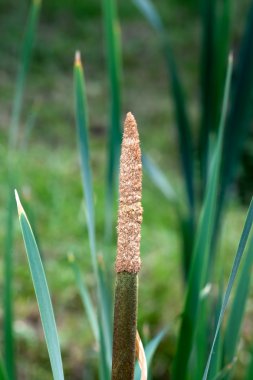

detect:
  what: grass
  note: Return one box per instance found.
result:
[1,1,253,379]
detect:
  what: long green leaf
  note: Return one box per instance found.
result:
[172,54,233,380]
[199,0,231,192]
[220,1,253,208]
[68,253,99,342]
[102,0,122,242]
[74,52,97,274]
[9,0,41,149]
[206,280,224,380]
[0,355,8,380]
[223,235,253,378]
[15,190,64,380]
[202,198,253,380]
[213,0,231,131]
[133,0,194,220]
[74,52,112,370]
[246,346,253,380]
[199,0,216,190]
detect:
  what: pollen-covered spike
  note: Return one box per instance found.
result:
[116,112,142,273]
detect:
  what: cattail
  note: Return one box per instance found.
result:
[112,112,142,380]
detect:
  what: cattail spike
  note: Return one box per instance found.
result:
[112,113,143,380]
[116,112,142,273]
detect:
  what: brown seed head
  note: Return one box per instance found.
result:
[116,112,142,273]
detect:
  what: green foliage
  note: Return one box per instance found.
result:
[203,198,253,380]
[0,355,7,380]
[74,54,112,378]
[3,1,41,379]
[102,0,122,241]
[172,53,233,380]
[223,235,253,379]
[9,0,41,150]
[15,191,64,380]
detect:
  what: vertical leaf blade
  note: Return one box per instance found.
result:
[15,191,64,380]
[74,52,112,371]
[223,235,253,377]
[74,52,97,273]
[68,254,99,342]
[203,198,253,380]
[102,0,122,241]
[9,0,41,149]
[133,0,194,221]
[172,55,233,380]
[220,1,253,207]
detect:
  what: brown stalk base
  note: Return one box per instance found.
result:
[111,272,137,380]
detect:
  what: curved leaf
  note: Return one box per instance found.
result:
[15,190,64,380]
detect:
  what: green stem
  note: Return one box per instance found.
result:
[112,272,137,380]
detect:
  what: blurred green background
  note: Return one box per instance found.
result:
[0,0,253,379]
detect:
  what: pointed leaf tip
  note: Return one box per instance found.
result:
[75,51,82,67]
[229,52,233,66]
[14,189,24,217]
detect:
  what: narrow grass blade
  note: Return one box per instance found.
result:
[0,355,8,380]
[203,198,253,380]
[98,321,111,380]
[74,52,112,369]
[68,253,99,342]
[142,154,177,202]
[245,346,253,380]
[199,0,216,189]
[133,0,194,220]
[102,0,122,241]
[220,2,253,207]
[206,281,224,380]
[192,290,209,380]
[21,107,38,150]
[3,186,16,380]
[9,0,41,149]
[134,328,167,380]
[213,0,231,130]
[74,52,96,272]
[172,55,233,380]
[223,235,253,377]
[15,190,64,380]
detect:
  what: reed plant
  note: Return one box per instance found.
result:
[2,0,253,379]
